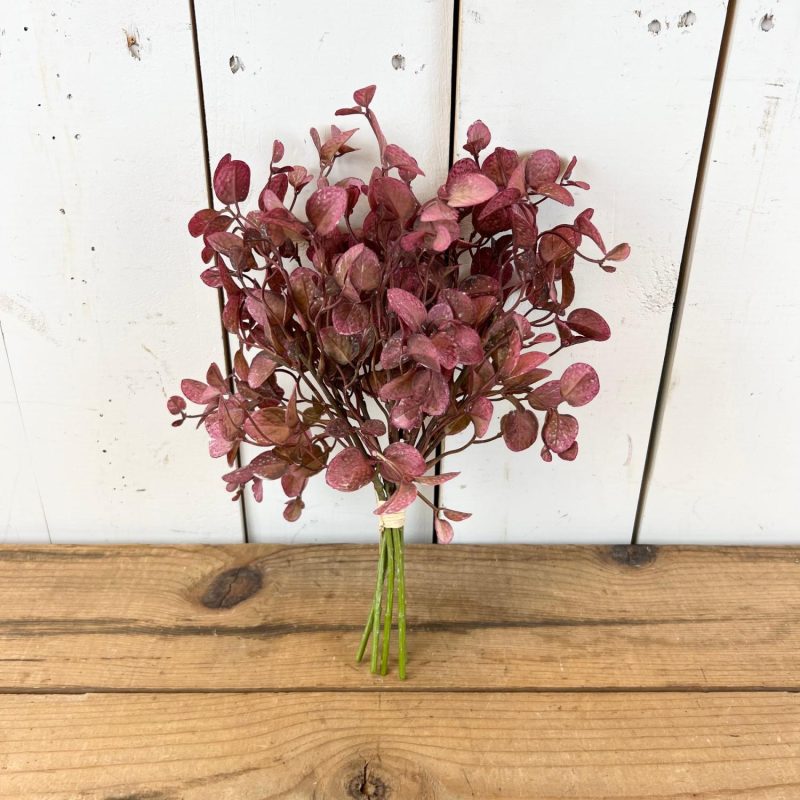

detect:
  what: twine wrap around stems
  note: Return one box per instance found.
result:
[378,511,406,531]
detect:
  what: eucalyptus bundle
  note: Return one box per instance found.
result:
[169,86,628,677]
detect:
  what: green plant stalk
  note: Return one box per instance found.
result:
[355,605,374,664]
[380,528,396,675]
[369,531,388,673]
[394,526,407,680]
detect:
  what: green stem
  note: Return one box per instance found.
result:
[380,529,396,675]
[369,531,387,674]
[394,526,407,680]
[355,605,374,663]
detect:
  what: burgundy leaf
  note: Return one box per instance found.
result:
[325,447,374,492]
[167,396,186,415]
[306,186,347,236]
[384,144,424,177]
[482,147,519,186]
[606,243,631,261]
[283,497,304,521]
[469,397,493,438]
[380,442,427,481]
[416,471,459,486]
[213,154,250,204]
[464,120,491,158]
[338,244,381,293]
[320,327,358,365]
[360,419,387,437]
[536,182,574,206]
[560,363,600,407]
[332,300,371,335]
[525,149,560,187]
[390,398,422,430]
[558,441,579,461]
[446,172,498,207]
[528,380,563,411]
[379,332,405,370]
[417,370,450,415]
[407,334,441,370]
[387,288,426,331]
[372,177,417,222]
[250,451,288,480]
[181,379,218,405]
[501,409,539,452]
[542,410,579,454]
[353,84,376,106]
[575,208,606,252]
[452,325,483,365]
[248,352,276,388]
[374,482,418,515]
[566,308,611,341]
[434,517,454,544]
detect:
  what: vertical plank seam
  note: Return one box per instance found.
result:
[631,0,738,544]
[432,0,462,543]
[188,0,249,543]
[0,321,52,543]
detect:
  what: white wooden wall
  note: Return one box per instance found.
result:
[2,0,798,546]
[638,0,800,544]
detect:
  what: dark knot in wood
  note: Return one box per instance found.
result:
[347,762,389,799]
[610,544,658,568]
[201,566,263,609]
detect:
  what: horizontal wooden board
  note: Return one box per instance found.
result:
[1,544,798,690]
[1,691,798,799]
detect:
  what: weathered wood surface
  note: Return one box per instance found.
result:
[1,545,798,691]
[639,2,800,544]
[2,691,798,799]
[0,2,243,544]
[445,1,728,543]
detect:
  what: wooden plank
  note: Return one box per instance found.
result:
[639,3,800,544]
[0,4,242,542]
[1,544,797,690]
[0,335,47,542]
[193,0,454,543]
[442,2,728,543]
[1,691,798,799]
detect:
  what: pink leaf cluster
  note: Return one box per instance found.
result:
[169,87,628,539]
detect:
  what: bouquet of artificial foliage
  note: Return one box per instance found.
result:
[169,86,628,678]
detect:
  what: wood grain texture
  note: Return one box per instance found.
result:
[1,691,798,799]
[443,2,728,543]
[1,544,798,691]
[0,3,242,543]
[193,0,454,543]
[639,2,800,544]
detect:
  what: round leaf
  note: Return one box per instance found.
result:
[325,447,374,492]
[306,186,347,236]
[501,409,539,452]
[566,308,611,341]
[560,363,600,407]
[542,411,579,454]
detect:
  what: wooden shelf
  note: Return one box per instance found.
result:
[1,544,798,797]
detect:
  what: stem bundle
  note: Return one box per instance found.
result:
[357,526,407,678]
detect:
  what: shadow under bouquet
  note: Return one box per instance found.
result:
[169,85,628,678]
